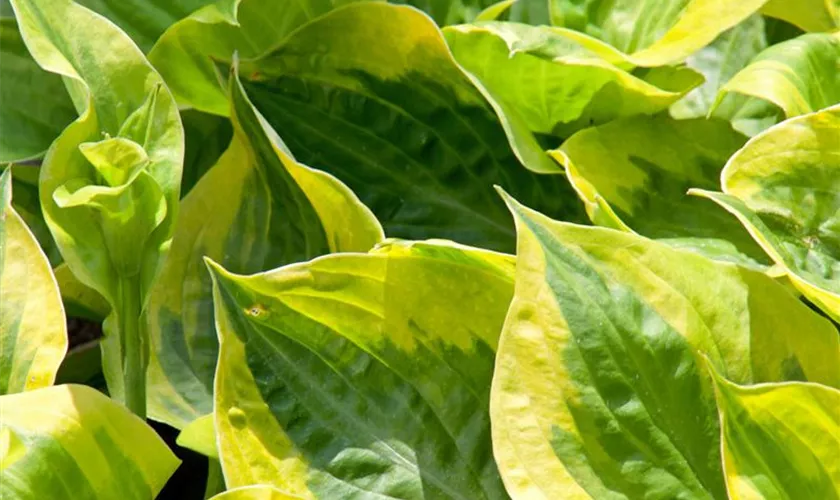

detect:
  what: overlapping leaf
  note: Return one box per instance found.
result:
[0,169,66,394]
[240,2,586,253]
[146,68,383,429]
[210,486,306,500]
[714,32,840,120]
[491,193,840,499]
[0,384,179,498]
[709,376,840,499]
[0,18,75,162]
[149,0,376,116]
[551,115,770,267]
[209,240,514,498]
[694,104,840,321]
[445,22,701,138]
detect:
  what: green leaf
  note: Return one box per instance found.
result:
[395,0,497,25]
[0,384,179,498]
[10,0,184,413]
[550,0,769,66]
[551,115,771,267]
[491,193,840,499]
[71,0,215,52]
[709,376,840,499]
[475,0,516,21]
[180,109,233,196]
[54,263,110,322]
[714,32,840,120]
[145,70,383,429]
[668,14,781,137]
[209,486,306,500]
[209,239,514,498]
[0,169,67,394]
[692,104,840,321]
[149,0,377,116]
[760,0,839,32]
[0,18,75,162]
[445,22,701,138]
[241,2,587,253]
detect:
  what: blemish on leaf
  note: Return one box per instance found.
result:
[228,407,247,429]
[246,304,266,317]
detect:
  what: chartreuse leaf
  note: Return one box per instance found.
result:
[209,486,305,500]
[0,169,66,394]
[0,17,75,163]
[444,22,701,137]
[669,15,781,137]
[9,0,184,415]
[550,115,770,268]
[149,0,377,116]
[714,32,840,120]
[706,372,840,499]
[0,384,179,498]
[1,164,62,265]
[760,0,839,32]
[209,239,514,498]
[491,193,840,499]
[241,2,586,253]
[693,104,840,321]
[145,70,383,429]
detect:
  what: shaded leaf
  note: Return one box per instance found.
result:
[551,115,770,267]
[0,384,179,498]
[0,18,75,162]
[242,2,587,253]
[210,239,514,498]
[180,109,233,196]
[491,193,840,499]
[0,169,66,394]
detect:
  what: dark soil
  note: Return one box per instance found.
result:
[65,318,209,499]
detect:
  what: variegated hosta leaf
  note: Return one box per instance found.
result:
[0,18,75,163]
[145,70,383,429]
[714,32,840,120]
[669,14,781,137]
[550,0,771,66]
[0,169,66,394]
[149,0,377,116]
[209,486,306,500]
[709,374,840,499]
[3,165,61,265]
[444,22,702,138]
[10,0,184,409]
[491,193,840,499]
[692,104,840,321]
[209,240,515,498]
[241,2,586,253]
[0,384,179,498]
[551,115,770,268]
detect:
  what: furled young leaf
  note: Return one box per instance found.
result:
[445,22,701,138]
[0,18,75,162]
[145,71,383,429]
[10,0,184,414]
[669,14,781,136]
[693,104,840,321]
[209,486,306,500]
[241,2,586,253]
[149,0,376,116]
[0,384,179,498]
[209,240,514,498]
[551,115,770,267]
[709,377,840,499]
[714,32,840,120]
[0,169,66,394]
[491,193,840,499]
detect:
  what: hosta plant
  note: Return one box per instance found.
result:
[1,0,838,498]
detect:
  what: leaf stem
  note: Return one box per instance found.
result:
[117,276,147,418]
